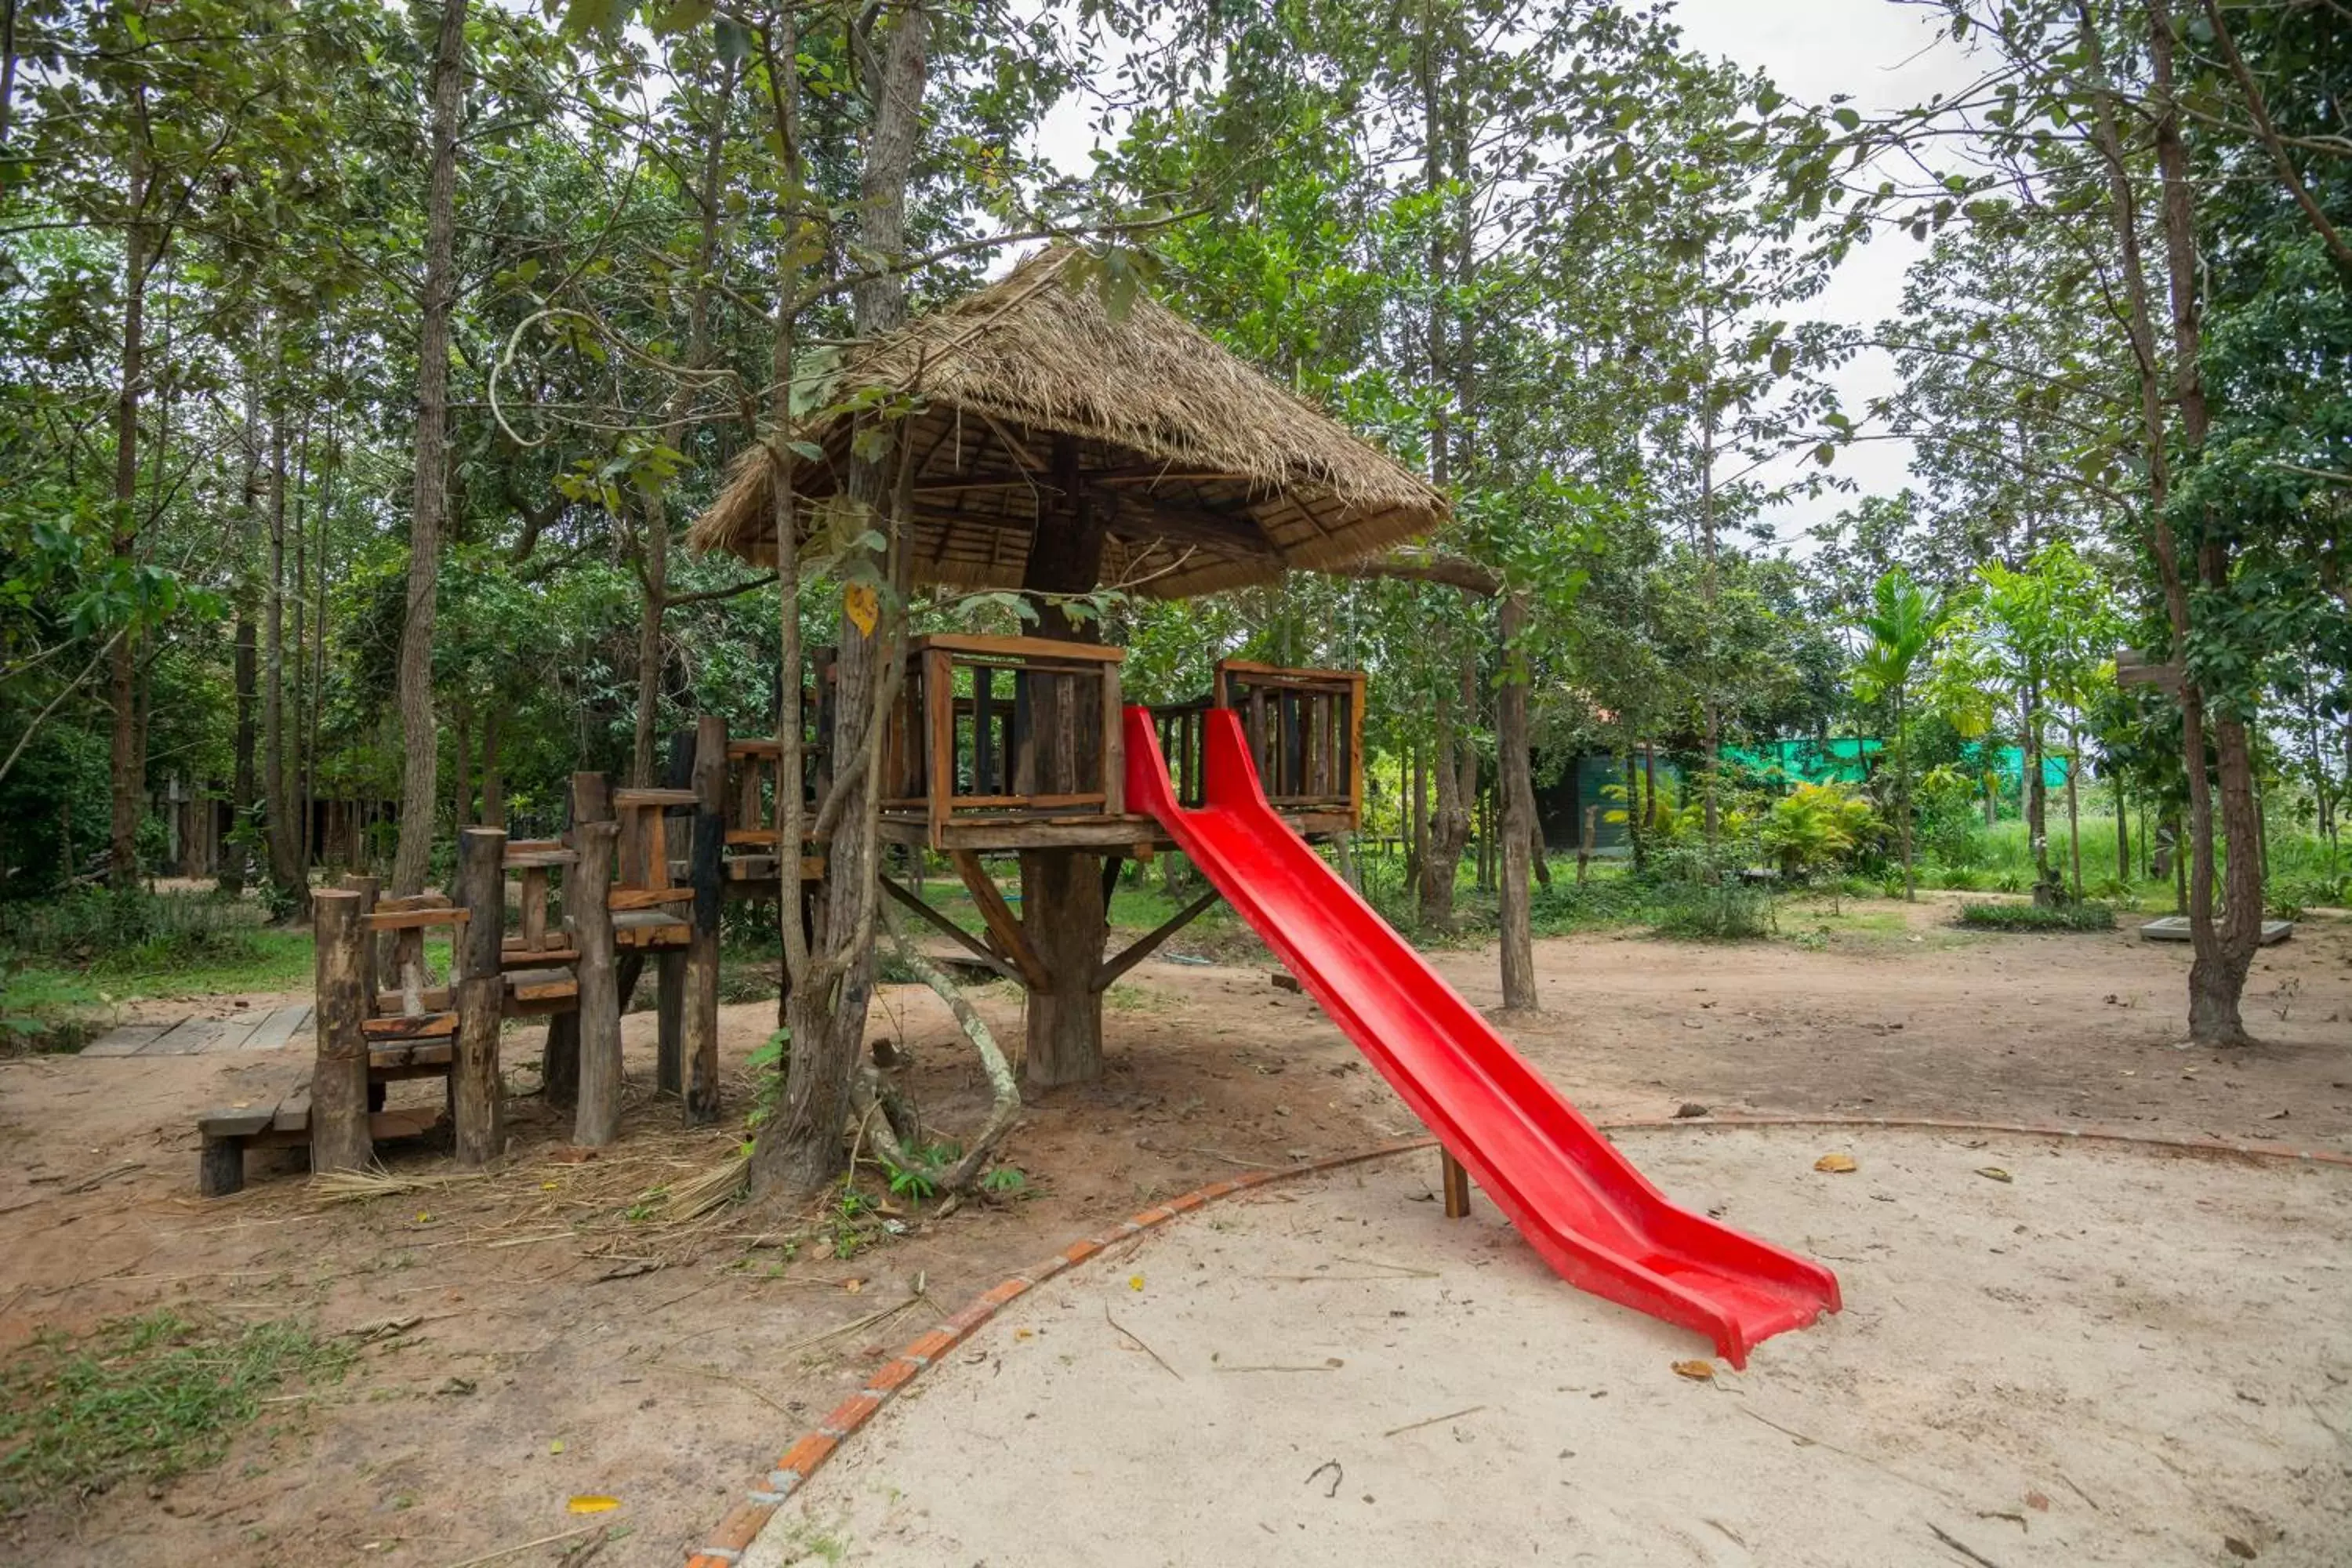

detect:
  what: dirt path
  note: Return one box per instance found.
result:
[0,903,2345,1566]
[746,1128,2352,1567]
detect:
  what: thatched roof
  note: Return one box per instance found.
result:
[688,245,1448,599]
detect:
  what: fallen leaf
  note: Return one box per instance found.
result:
[1673,1102,1710,1120]
[414,1210,433,1224]
[2025,1490,2050,1512]
[549,1439,566,1455]
[1976,1167,2013,1183]
[1129,1273,1145,1291]
[1015,1328,1034,1341]
[1672,1359,1715,1381]
[2224,1537,2257,1560]
[843,1277,866,1294]
[1813,1152,1857,1174]
[568,1495,619,1514]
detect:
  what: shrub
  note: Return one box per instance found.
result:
[0,889,265,972]
[1955,901,2116,932]
[1760,782,1880,882]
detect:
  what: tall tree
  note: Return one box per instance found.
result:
[391,0,469,896]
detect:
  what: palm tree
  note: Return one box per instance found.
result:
[1852,568,1947,901]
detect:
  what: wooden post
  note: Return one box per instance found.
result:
[546,772,611,1104]
[342,873,381,1001]
[452,826,507,1167]
[683,713,727,1123]
[655,742,691,1094]
[1578,804,1596,884]
[572,817,622,1145]
[1440,1149,1471,1219]
[310,890,372,1175]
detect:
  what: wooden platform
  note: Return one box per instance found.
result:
[82,1004,313,1058]
[198,1084,445,1197]
[874,808,1355,852]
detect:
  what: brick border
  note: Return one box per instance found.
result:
[681,1114,2347,1563]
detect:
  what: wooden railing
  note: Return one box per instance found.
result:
[1149,660,1364,828]
[883,634,1127,849]
[1218,661,1364,826]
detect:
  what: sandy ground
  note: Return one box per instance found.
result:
[749,1128,2352,1568]
[0,900,2347,1566]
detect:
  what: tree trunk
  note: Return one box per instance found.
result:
[107,143,150,891]
[2065,731,2082,900]
[1497,592,1537,1011]
[223,372,262,898]
[1418,663,1471,930]
[631,493,668,787]
[390,0,468,898]
[263,398,307,915]
[753,0,928,1202]
[2145,0,2259,1043]
[450,698,471,831]
[1895,687,1915,899]
[2024,675,2052,898]
[1624,749,1646,871]
[2114,771,2130,887]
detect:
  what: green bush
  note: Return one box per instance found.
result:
[1955,901,2116,932]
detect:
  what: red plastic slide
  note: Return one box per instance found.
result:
[1124,707,1840,1367]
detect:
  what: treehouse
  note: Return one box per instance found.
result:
[690,245,1448,1087]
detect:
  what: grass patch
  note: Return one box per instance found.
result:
[1527,870,1777,942]
[0,1311,355,1515]
[1955,901,2117,933]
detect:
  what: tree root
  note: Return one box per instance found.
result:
[859,899,1022,1196]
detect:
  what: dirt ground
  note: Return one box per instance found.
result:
[1,896,2347,1566]
[746,1127,2352,1567]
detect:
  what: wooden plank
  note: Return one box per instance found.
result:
[376,985,452,1012]
[609,886,694,910]
[243,1004,311,1052]
[198,1104,279,1138]
[612,920,690,949]
[363,1011,459,1039]
[926,646,954,852]
[502,848,578,869]
[365,907,470,932]
[1216,657,1360,685]
[505,967,579,1002]
[1101,663,1125,816]
[376,892,452,913]
[974,663,997,797]
[949,851,1050,992]
[80,1022,170,1058]
[499,945,579,968]
[909,632,1126,664]
[149,1017,262,1055]
[879,875,1018,982]
[1093,889,1221,993]
[613,787,699,808]
[726,827,781,846]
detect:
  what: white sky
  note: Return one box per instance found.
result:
[1022,0,1984,547]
